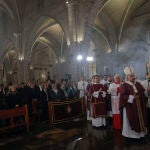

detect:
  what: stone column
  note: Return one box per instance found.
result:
[66,1,79,81]
[14,33,25,83]
[24,62,30,82]
[66,0,76,50]
[17,59,25,83]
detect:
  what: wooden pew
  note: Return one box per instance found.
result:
[32,99,40,121]
[0,104,29,132]
[48,98,85,127]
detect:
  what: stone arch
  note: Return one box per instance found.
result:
[0,0,15,19]
[25,15,66,60]
[84,0,109,44]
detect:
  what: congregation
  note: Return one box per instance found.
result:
[0,65,150,140]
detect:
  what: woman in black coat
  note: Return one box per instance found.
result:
[0,85,6,110]
[48,81,66,101]
[6,85,22,109]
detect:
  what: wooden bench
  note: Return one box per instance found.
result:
[0,104,29,132]
[48,98,85,127]
[32,99,41,121]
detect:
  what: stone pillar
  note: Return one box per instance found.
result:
[17,59,25,83]
[24,62,30,82]
[14,33,25,83]
[28,66,34,81]
[66,1,80,81]
[66,0,76,50]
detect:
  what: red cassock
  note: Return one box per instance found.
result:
[109,82,121,130]
[120,82,147,132]
[90,83,108,118]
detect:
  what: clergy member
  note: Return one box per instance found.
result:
[109,74,121,130]
[90,75,108,127]
[120,66,147,138]
[142,72,150,132]
[77,76,88,98]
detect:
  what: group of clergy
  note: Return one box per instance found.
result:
[78,66,150,139]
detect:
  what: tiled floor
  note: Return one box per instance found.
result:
[0,120,150,150]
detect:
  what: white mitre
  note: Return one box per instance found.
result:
[124,66,135,75]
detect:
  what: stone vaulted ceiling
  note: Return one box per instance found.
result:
[0,0,150,79]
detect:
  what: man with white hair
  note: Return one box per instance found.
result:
[109,74,121,130]
[120,66,147,138]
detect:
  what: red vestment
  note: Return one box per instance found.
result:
[109,82,121,130]
[90,83,107,118]
[120,81,147,132]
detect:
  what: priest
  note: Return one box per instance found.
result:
[109,74,121,130]
[142,72,150,132]
[120,66,147,138]
[90,75,108,127]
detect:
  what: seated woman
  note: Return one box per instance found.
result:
[6,85,22,109]
[60,81,68,99]
[0,85,6,110]
[48,81,66,101]
[0,85,6,127]
[5,85,23,125]
[66,81,75,99]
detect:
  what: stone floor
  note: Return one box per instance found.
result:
[0,119,150,150]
